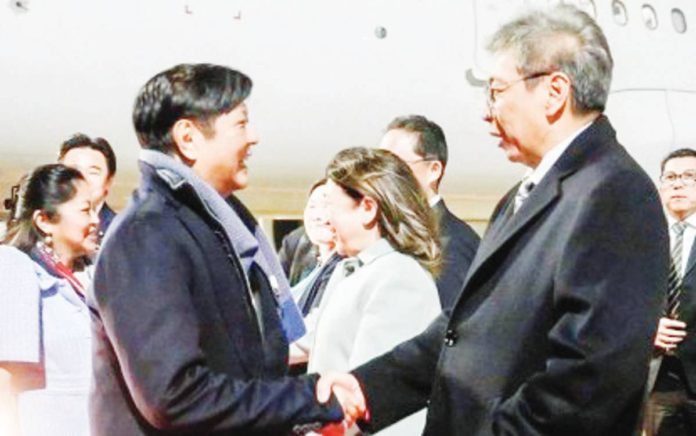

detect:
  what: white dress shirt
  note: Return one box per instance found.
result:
[513,122,593,213]
[667,213,696,274]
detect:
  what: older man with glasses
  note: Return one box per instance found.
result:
[645,148,696,435]
[317,5,669,435]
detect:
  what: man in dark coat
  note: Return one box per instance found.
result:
[278,226,318,286]
[380,115,480,308]
[645,148,696,435]
[320,6,669,435]
[88,64,353,435]
[59,133,118,239]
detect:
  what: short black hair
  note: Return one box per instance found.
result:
[133,63,252,154]
[386,115,448,168]
[59,133,117,177]
[661,148,696,173]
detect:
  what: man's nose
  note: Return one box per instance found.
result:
[247,125,260,145]
[90,209,100,226]
[673,177,686,188]
[482,101,494,124]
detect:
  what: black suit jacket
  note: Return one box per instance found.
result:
[353,116,669,435]
[278,226,318,286]
[669,229,696,389]
[89,163,341,435]
[433,200,480,308]
[98,202,116,238]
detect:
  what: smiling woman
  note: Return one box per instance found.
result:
[0,164,98,436]
[304,147,442,435]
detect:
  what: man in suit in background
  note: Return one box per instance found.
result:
[89,63,354,435]
[319,5,669,434]
[646,148,696,435]
[379,115,480,308]
[278,226,318,286]
[59,133,118,238]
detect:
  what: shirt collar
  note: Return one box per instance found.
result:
[523,121,593,187]
[32,260,86,308]
[356,238,394,267]
[667,212,696,229]
[429,195,442,208]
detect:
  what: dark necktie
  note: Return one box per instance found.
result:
[667,221,687,318]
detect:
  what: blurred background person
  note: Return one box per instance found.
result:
[0,164,99,436]
[289,179,342,371]
[278,225,317,286]
[58,133,117,239]
[379,115,479,308]
[308,147,441,435]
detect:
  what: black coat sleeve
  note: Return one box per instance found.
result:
[351,311,449,432]
[93,214,343,433]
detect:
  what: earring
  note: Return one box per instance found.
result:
[44,234,53,251]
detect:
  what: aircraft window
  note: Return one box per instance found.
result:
[671,8,687,33]
[611,0,628,26]
[641,4,658,30]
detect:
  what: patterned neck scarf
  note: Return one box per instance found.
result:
[30,242,86,300]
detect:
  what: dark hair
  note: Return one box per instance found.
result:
[326,147,441,275]
[59,133,117,177]
[386,115,448,167]
[661,148,696,173]
[133,63,253,154]
[3,164,85,254]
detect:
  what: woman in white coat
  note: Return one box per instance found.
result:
[307,147,442,435]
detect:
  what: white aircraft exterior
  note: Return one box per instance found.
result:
[1,0,694,237]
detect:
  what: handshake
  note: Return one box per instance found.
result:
[315,372,369,435]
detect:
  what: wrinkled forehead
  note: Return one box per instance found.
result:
[488,50,524,84]
[664,156,696,174]
[380,129,421,158]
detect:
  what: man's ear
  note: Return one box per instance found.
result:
[427,160,444,193]
[545,72,572,118]
[103,175,115,197]
[171,119,201,163]
[359,196,379,228]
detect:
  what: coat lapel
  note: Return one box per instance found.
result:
[466,176,561,280]
[684,234,696,278]
[456,116,614,305]
[174,188,263,375]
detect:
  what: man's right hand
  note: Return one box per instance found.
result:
[315,372,367,427]
[654,317,687,352]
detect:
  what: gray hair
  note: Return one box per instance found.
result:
[487,4,613,113]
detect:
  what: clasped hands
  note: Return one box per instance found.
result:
[316,372,368,435]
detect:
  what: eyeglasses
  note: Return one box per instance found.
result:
[660,171,696,186]
[484,71,552,107]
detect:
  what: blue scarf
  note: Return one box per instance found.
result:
[140,150,305,343]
